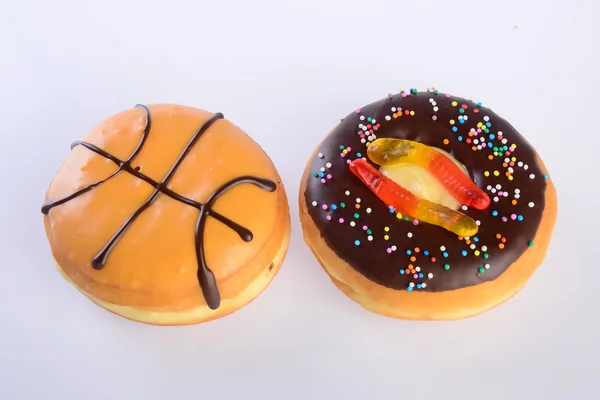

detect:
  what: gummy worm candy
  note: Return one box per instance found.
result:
[349,159,479,237]
[366,138,490,210]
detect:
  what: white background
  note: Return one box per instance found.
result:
[1,0,599,399]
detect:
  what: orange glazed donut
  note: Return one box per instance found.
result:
[42,104,290,325]
[299,88,557,320]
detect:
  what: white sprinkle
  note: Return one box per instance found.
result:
[477,145,482,150]
[503,192,509,197]
[463,116,469,121]
[524,164,529,170]
[429,99,434,103]
[484,116,490,122]
[391,245,397,251]
[470,128,476,132]
[504,158,510,163]
[312,201,317,206]
[517,161,523,167]
[433,106,439,112]
[367,235,373,241]
[415,266,421,272]
[391,107,397,112]
[470,244,476,249]
[346,159,351,164]
[529,202,535,207]
[476,220,481,226]
[360,116,365,120]
[320,167,325,172]
[409,282,415,288]
[495,184,502,190]
[356,198,361,203]
[498,131,503,136]
[358,124,364,129]
[422,283,427,288]
[529,174,536,179]
[372,119,376,124]
[407,232,413,238]
[361,139,366,143]
[345,190,350,196]
[350,221,356,227]
[318,153,324,158]
[474,139,479,145]
[487,185,492,190]
[481,137,485,142]
[326,162,332,168]
[501,139,508,144]
[458,116,464,120]
[462,205,468,211]
[494,196,499,202]
[385,115,391,121]
[366,208,372,213]
[362,125,368,131]
[481,245,488,252]
[432,101,437,106]
[428,273,434,279]
[515,194,520,199]
[508,167,514,173]
[440,245,446,251]
[515,188,520,194]
[485,263,491,269]
[491,188,497,194]
[465,237,470,240]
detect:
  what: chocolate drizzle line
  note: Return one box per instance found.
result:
[42,104,277,310]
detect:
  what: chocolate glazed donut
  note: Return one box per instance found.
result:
[300,89,557,319]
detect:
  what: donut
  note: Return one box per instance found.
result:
[41,104,290,325]
[299,88,557,320]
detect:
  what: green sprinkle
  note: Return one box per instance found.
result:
[367,117,372,122]
[528,241,534,247]
[404,217,410,221]
[434,90,439,95]
[340,203,346,208]
[444,264,451,270]
[367,229,372,235]
[354,213,359,219]
[459,108,465,114]
[483,253,489,259]
[411,88,418,94]
[313,172,318,177]
[478,267,485,274]
[339,145,345,150]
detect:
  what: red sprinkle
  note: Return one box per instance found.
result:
[431,257,437,262]
[474,109,480,114]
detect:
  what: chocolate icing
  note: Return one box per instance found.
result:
[304,91,547,292]
[42,104,277,309]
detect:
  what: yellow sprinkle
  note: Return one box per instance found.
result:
[366,142,371,147]
[384,227,390,232]
[511,157,517,162]
[410,110,415,116]
[452,101,458,106]
[384,235,389,240]
[474,250,481,256]
[512,144,517,148]
[450,119,455,125]
[343,149,348,154]
[396,213,403,219]
[508,176,514,181]
[477,122,483,128]
[493,170,500,176]
[484,171,490,177]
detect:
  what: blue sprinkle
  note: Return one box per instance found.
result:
[459,119,465,124]
[354,240,360,246]
[458,136,463,141]
[418,273,424,279]
[407,286,413,292]
[489,134,495,140]
[417,284,422,289]
[474,237,479,243]
[492,210,499,216]
[443,251,449,257]
[331,204,337,210]
[406,250,412,255]
[356,152,362,157]
[319,172,325,178]
[477,102,483,107]
[518,215,524,221]
[544,174,549,179]
[452,126,458,132]
[389,208,395,213]
[461,250,467,256]
[486,122,492,128]
[399,269,405,275]
[423,250,430,256]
